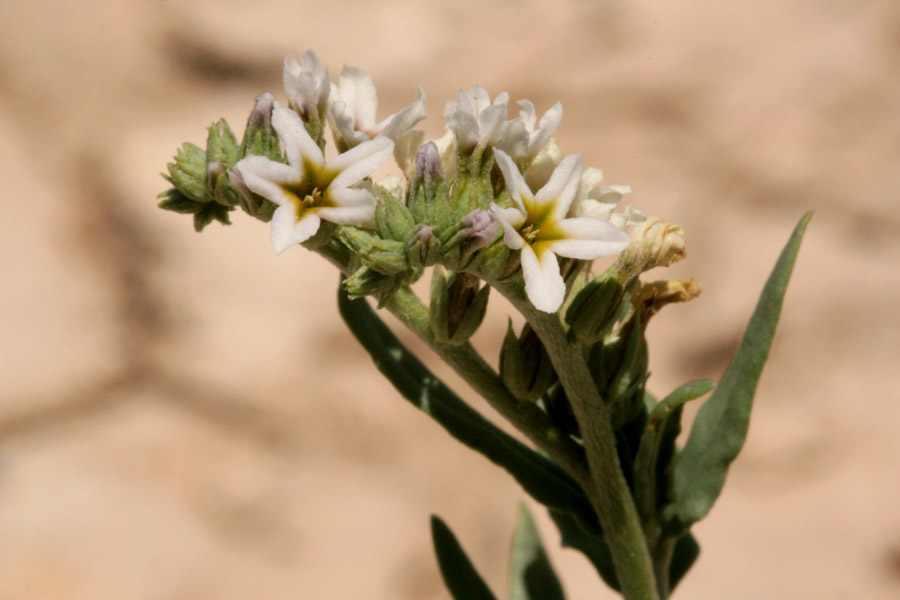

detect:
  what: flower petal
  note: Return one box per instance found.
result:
[328,136,394,188]
[490,202,527,250]
[493,148,531,211]
[550,217,632,259]
[381,86,427,141]
[320,187,376,225]
[272,102,324,169]
[535,152,582,218]
[338,65,379,133]
[520,245,566,313]
[271,204,321,254]
[234,156,300,206]
[528,101,562,159]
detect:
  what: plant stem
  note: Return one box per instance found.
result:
[652,537,676,600]
[313,239,589,488]
[491,277,660,600]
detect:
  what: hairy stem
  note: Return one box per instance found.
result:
[490,277,660,600]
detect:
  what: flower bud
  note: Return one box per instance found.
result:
[344,265,400,306]
[499,321,557,401]
[443,209,503,271]
[206,119,240,167]
[430,268,490,345]
[374,191,416,242]
[165,142,207,203]
[565,272,629,344]
[338,228,409,275]
[408,142,449,226]
[407,224,441,268]
[240,92,282,161]
[588,314,649,428]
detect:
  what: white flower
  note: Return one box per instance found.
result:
[491,149,631,312]
[329,65,426,149]
[233,102,394,255]
[445,86,526,153]
[283,50,330,118]
[570,167,639,229]
[516,99,563,164]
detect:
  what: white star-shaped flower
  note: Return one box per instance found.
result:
[283,50,330,119]
[491,148,632,312]
[445,86,526,153]
[233,102,394,255]
[329,65,426,149]
[515,99,563,164]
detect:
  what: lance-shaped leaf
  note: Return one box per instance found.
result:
[664,212,813,531]
[633,380,715,527]
[508,504,566,600]
[431,516,497,600]
[338,283,595,524]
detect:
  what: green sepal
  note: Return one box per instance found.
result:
[431,516,497,600]
[375,191,417,242]
[500,322,557,402]
[407,225,442,269]
[343,265,400,305]
[664,212,813,532]
[240,95,282,161]
[508,504,566,600]
[565,272,627,344]
[430,268,490,345]
[338,228,408,275]
[165,142,207,203]
[192,201,231,232]
[157,188,203,215]
[206,119,240,168]
[338,283,597,524]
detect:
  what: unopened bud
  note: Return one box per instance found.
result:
[500,321,557,401]
[588,314,648,427]
[344,265,399,306]
[206,119,240,167]
[565,272,629,344]
[374,191,416,242]
[165,142,207,203]
[338,228,408,275]
[407,224,441,268]
[240,92,282,160]
[408,142,449,225]
[430,268,490,345]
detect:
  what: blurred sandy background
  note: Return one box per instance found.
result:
[1,1,899,598]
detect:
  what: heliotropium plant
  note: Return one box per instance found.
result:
[158,49,811,600]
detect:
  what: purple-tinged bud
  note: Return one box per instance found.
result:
[248,92,276,128]
[415,141,443,181]
[459,209,501,251]
[240,92,281,160]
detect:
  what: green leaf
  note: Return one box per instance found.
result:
[509,504,566,600]
[664,212,813,531]
[338,283,596,525]
[633,380,714,526]
[431,516,497,600]
[549,509,619,592]
[669,533,700,591]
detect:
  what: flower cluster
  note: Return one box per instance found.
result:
[160,49,682,315]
